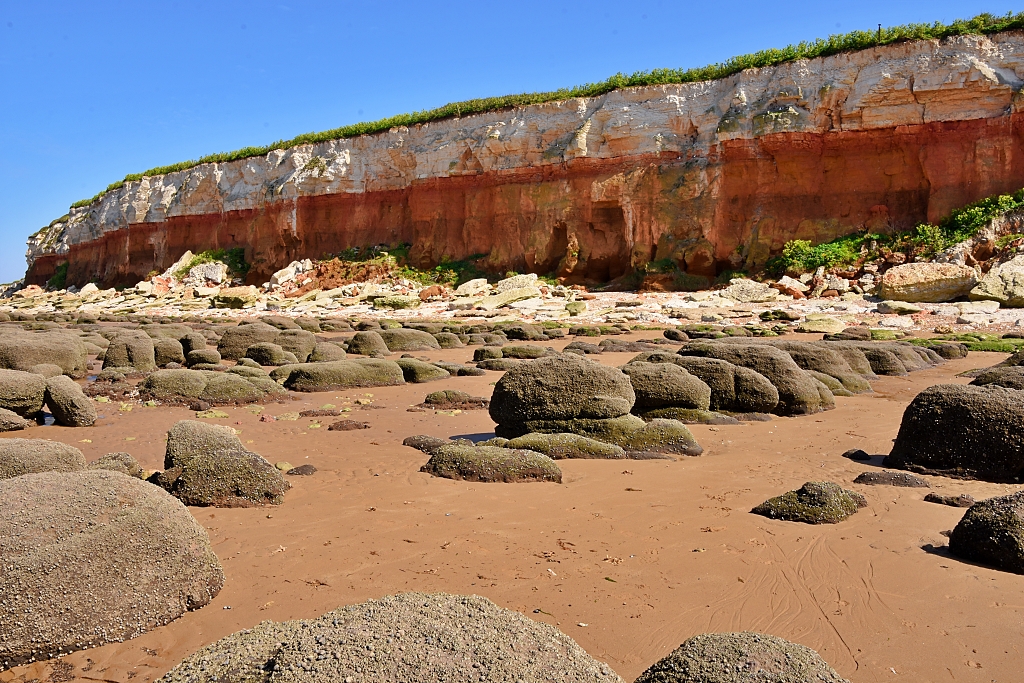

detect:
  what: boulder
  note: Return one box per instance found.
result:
[501,344,556,359]
[0,438,86,480]
[949,491,1024,574]
[139,369,275,404]
[372,295,421,310]
[634,631,848,683]
[158,420,288,506]
[244,342,298,366]
[0,369,46,417]
[0,408,33,432]
[380,328,441,351]
[271,359,405,391]
[0,470,224,669]
[794,317,846,335]
[489,355,634,431]
[621,362,712,411]
[88,452,144,478]
[495,273,538,292]
[454,278,490,295]
[153,337,186,366]
[852,470,930,487]
[421,444,562,483]
[345,330,391,356]
[213,285,259,308]
[752,481,867,524]
[877,300,922,315]
[158,593,622,683]
[433,332,464,348]
[925,492,976,507]
[216,322,281,360]
[641,354,779,414]
[260,315,301,330]
[877,262,978,302]
[475,286,543,311]
[503,433,626,459]
[395,358,450,383]
[276,328,317,362]
[27,363,64,378]
[0,330,89,377]
[969,254,1024,306]
[102,330,157,372]
[431,360,485,376]
[884,384,1024,481]
[633,407,740,425]
[179,331,208,355]
[678,342,831,415]
[44,375,97,427]
[721,279,779,303]
[186,348,224,368]
[969,365,1024,390]
[503,413,701,456]
[478,358,522,371]
[308,341,347,362]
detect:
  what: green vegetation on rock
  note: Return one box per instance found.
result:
[173,248,249,279]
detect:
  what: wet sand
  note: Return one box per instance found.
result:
[2,338,1022,683]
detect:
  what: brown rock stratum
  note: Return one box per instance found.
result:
[26,33,1024,286]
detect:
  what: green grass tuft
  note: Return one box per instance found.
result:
[173,248,250,279]
[65,12,1024,210]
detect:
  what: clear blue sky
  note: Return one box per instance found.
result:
[0,1,1016,283]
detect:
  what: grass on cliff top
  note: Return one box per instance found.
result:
[66,11,1024,210]
[767,188,1024,275]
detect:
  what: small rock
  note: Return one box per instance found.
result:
[841,448,871,461]
[924,492,975,507]
[286,464,317,476]
[853,470,930,487]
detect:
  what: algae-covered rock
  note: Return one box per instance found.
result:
[949,491,1024,573]
[970,365,1024,390]
[373,295,421,310]
[0,330,89,377]
[0,408,33,432]
[273,359,405,391]
[633,353,779,415]
[345,330,391,356]
[158,593,622,683]
[186,348,223,367]
[478,358,522,371]
[244,342,298,366]
[153,337,186,367]
[504,433,625,459]
[213,285,259,308]
[276,329,317,362]
[634,631,849,683]
[103,330,157,372]
[421,444,562,483]
[216,322,281,360]
[0,369,46,417]
[500,413,701,456]
[752,481,867,524]
[433,332,464,348]
[88,452,145,478]
[395,358,450,383]
[44,375,97,426]
[379,328,440,351]
[0,470,224,670]
[634,407,740,424]
[501,344,556,359]
[0,438,86,480]
[140,369,271,404]
[309,341,346,362]
[159,420,287,507]
[806,370,853,397]
[621,361,712,411]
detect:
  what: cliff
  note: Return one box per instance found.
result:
[25,32,1024,287]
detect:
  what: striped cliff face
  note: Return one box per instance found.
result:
[25,32,1024,287]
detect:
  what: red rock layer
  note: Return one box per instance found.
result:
[27,115,1024,288]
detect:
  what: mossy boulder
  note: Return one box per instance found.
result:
[432,360,486,376]
[634,353,779,414]
[634,631,849,683]
[44,375,97,427]
[477,358,523,371]
[621,362,712,411]
[103,330,157,372]
[244,342,298,366]
[489,354,635,430]
[970,365,1024,390]
[186,348,223,367]
[309,342,346,362]
[806,370,853,397]
[752,481,867,524]
[474,347,503,361]
[761,341,872,393]
[153,337,186,366]
[158,420,288,507]
[678,342,832,415]
[501,344,556,359]
[276,329,317,362]
[0,330,89,377]
[216,322,281,360]
[0,369,46,417]
[271,359,405,391]
[635,407,739,424]
[179,331,208,355]
[345,330,391,356]
[373,295,421,310]
[421,444,562,483]
[0,470,224,670]
[500,413,702,457]
[395,358,451,383]
[226,365,270,379]
[504,433,625,459]
[949,491,1024,574]
[884,384,1024,481]
[28,363,64,378]
[0,438,86,480]
[88,452,145,478]
[140,369,271,404]
[378,328,440,351]
[433,332,464,348]
[0,408,33,432]
[260,315,300,330]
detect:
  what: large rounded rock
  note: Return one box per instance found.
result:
[395,358,450,383]
[270,359,405,391]
[763,341,872,393]
[489,355,635,429]
[639,354,779,414]
[634,631,848,683]
[179,331,208,355]
[216,322,281,360]
[0,470,224,670]
[345,330,391,356]
[158,420,288,507]
[422,444,562,483]
[139,369,276,404]
[503,433,626,459]
[308,341,346,362]
[884,384,1024,481]
[0,330,89,377]
[949,491,1024,574]
[970,365,1024,390]
[752,481,867,524]
[276,329,317,362]
[44,375,97,427]
[152,337,186,367]
[878,262,978,302]
[0,408,33,432]
[380,328,441,351]
[0,438,85,480]
[186,348,222,367]
[678,342,831,415]
[102,330,157,372]
[621,361,712,411]
[0,369,46,417]
[88,452,145,478]
[159,593,622,683]
[244,342,298,366]
[501,413,702,456]
[969,254,1024,306]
